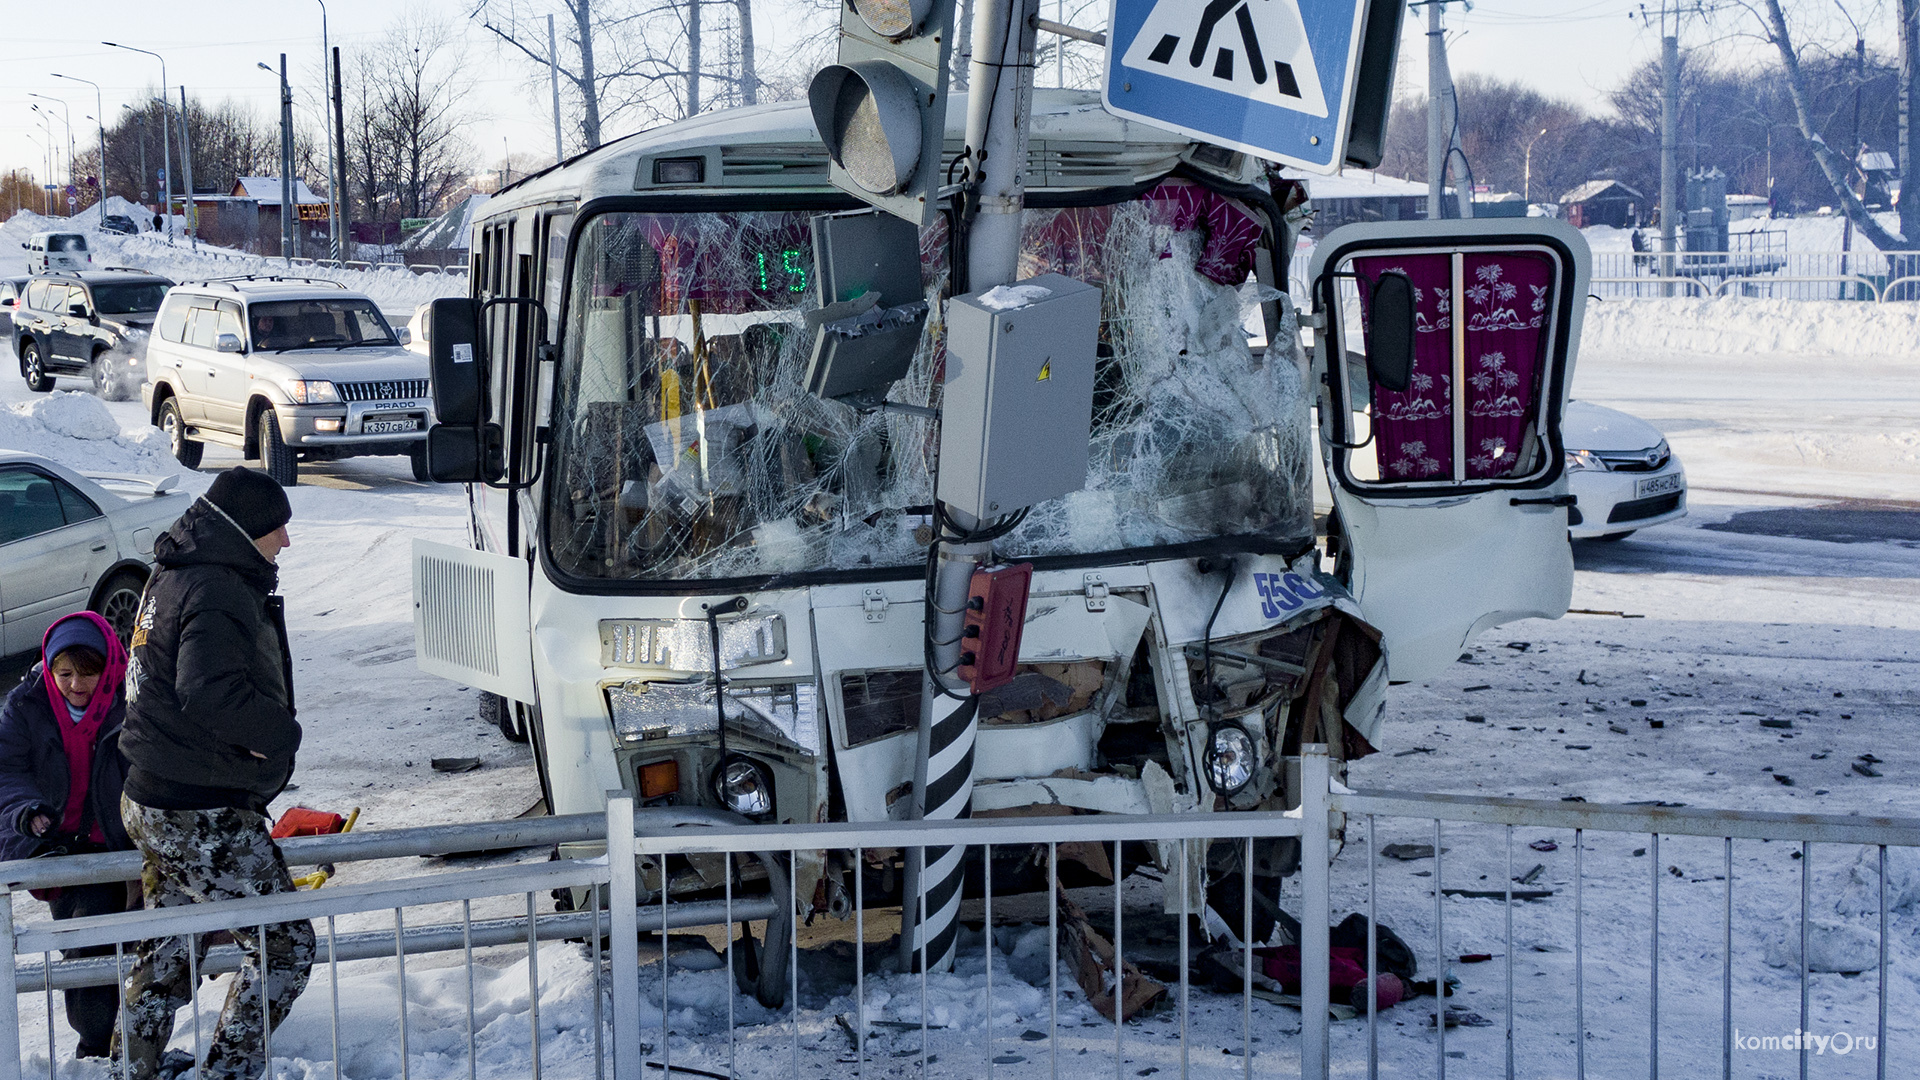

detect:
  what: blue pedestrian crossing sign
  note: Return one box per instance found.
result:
[1104,0,1378,173]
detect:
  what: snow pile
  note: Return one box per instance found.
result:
[1582,297,1920,359]
[0,209,466,320]
[0,391,181,477]
[24,390,119,439]
[1763,917,1883,974]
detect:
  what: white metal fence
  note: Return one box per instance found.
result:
[4,747,1915,1079]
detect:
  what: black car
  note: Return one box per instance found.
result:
[0,276,29,343]
[100,215,139,236]
[16,269,174,400]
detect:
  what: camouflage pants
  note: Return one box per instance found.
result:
[111,799,315,1080]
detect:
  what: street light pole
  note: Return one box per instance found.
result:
[1523,127,1549,205]
[29,95,73,194]
[316,0,342,261]
[24,131,50,214]
[52,75,106,207]
[104,42,172,242]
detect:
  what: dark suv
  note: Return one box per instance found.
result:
[16,269,174,400]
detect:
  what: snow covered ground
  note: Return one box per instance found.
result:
[0,204,463,322]
[2,270,1916,1076]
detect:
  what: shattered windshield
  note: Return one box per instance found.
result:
[547,187,1312,584]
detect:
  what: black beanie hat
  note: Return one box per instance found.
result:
[204,467,292,540]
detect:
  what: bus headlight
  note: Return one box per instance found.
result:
[714,756,774,817]
[1204,723,1256,795]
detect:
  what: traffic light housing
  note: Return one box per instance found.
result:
[808,0,955,226]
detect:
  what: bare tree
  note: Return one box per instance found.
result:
[1745,0,1916,249]
[472,0,765,145]
[373,17,475,218]
[336,12,476,239]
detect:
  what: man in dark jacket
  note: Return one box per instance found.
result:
[114,467,314,1080]
[0,611,139,1058]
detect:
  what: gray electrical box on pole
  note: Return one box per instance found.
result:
[937,275,1101,519]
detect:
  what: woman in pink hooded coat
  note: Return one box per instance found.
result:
[0,611,141,1058]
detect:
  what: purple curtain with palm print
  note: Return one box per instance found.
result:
[1353,251,1555,482]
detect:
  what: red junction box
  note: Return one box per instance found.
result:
[958,562,1033,694]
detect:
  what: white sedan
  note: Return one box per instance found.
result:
[1563,401,1687,541]
[0,450,187,654]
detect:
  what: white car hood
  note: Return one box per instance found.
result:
[269,345,429,383]
[1563,400,1664,453]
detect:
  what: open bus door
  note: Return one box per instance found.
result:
[1308,218,1591,683]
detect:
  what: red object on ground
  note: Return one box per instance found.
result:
[271,807,348,839]
[1259,945,1408,1010]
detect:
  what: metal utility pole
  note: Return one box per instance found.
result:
[334,47,349,260]
[1426,0,1445,219]
[1420,1,1471,218]
[548,14,565,162]
[897,0,1042,978]
[104,43,172,242]
[269,58,294,265]
[179,86,198,250]
[1660,7,1680,285]
[1836,2,1865,286]
[52,76,105,207]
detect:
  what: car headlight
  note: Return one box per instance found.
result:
[283,379,340,404]
[713,756,774,817]
[1564,449,1607,472]
[1204,724,1256,795]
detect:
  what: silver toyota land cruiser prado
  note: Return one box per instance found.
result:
[141,277,435,485]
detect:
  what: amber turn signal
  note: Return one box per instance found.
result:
[639,760,679,799]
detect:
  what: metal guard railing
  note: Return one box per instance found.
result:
[4,747,1918,1080]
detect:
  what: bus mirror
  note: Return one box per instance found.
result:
[428,297,482,425]
[1364,271,1416,393]
[426,424,482,483]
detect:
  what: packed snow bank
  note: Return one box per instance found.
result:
[1582,210,1903,254]
[1582,297,1920,359]
[0,391,183,478]
[0,209,465,319]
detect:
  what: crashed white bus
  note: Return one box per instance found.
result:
[409,89,1590,1006]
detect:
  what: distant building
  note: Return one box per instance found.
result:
[1726,194,1770,221]
[1559,180,1644,229]
[396,193,491,268]
[1304,171,1442,234]
[1471,192,1528,218]
[189,177,330,257]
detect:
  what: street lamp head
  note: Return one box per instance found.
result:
[258,62,275,72]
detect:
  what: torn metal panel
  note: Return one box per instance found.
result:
[1058,892,1169,1022]
[970,774,1153,815]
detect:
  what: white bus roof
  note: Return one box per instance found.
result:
[484,89,1233,216]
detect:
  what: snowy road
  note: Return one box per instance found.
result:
[4,300,1916,1077]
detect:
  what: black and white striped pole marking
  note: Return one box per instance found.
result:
[900,536,990,973]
